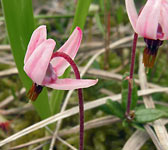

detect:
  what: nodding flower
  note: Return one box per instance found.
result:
[125,0,168,68]
[24,25,98,101]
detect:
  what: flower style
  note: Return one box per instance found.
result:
[24,25,98,101]
[125,0,168,68]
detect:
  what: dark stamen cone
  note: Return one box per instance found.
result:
[143,47,157,68]
[149,55,156,68]
[143,38,163,69]
[27,83,43,101]
[143,47,148,67]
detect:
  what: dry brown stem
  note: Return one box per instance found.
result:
[138,53,168,150]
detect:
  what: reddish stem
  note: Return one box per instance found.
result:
[51,52,84,150]
[126,33,138,118]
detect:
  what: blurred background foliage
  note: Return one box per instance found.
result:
[0,0,167,149]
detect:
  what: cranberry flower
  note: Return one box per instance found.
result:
[125,0,168,68]
[24,25,98,100]
[124,0,168,119]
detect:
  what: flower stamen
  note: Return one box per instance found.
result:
[143,38,163,68]
[27,83,43,101]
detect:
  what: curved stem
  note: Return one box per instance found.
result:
[51,52,84,150]
[126,33,138,118]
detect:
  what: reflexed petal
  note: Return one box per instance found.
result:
[44,78,98,90]
[136,0,161,39]
[125,0,138,31]
[51,27,82,77]
[24,39,56,85]
[160,4,168,40]
[24,25,47,64]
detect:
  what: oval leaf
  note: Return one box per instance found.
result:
[106,99,124,119]
[135,108,168,123]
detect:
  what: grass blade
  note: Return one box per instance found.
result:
[1,0,51,119]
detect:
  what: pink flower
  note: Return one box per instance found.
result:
[125,0,168,40]
[24,26,98,100]
[125,0,168,68]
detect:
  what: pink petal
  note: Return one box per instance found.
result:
[24,39,56,85]
[24,25,47,64]
[125,0,138,31]
[51,27,82,77]
[162,0,168,7]
[44,78,98,90]
[136,0,161,39]
[160,4,168,40]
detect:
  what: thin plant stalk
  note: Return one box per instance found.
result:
[51,52,84,150]
[50,0,92,148]
[50,0,92,118]
[126,33,138,118]
[104,0,111,70]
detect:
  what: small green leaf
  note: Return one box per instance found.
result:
[99,104,114,115]
[131,84,138,109]
[121,73,129,110]
[106,99,124,119]
[121,73,138,111]
[135,108,168,123]
[121,89,128,111]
